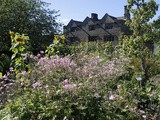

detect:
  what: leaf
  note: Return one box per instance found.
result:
[7,114,11,120]
[12,48,18,54]
[146,86,151,93]
[11,54,16,60]
[0,72,2,77]
[76,106,87,110]
[13,43,19,48]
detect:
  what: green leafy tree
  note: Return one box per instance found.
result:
[0,0,61,52]
[154,16,160,29]
[153,16,160,53]
[121,0,159,83]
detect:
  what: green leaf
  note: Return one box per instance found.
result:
[146,86,151,93]
[76,106,87,110]
[0,72,2,77]
[13,48,18,54]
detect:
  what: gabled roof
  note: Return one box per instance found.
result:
[65,19,82,28]
[117,16,125,20]
[100,13,118,24]
[82,17,90,26]
[64,13,126,28]
[82,16,100,26]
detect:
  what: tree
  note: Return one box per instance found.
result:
[153,16,160,42]
[0,0,61,52]
[121,0,158,83]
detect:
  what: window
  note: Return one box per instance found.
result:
[88,36,98,41]
[105,23,113,29]
[89,25,98,31]
[104,35,114,41]
[70,27,79,32]
[68,37,79,43]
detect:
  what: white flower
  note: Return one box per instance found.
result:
[109,95,116,100]
[142,115,146,119]
[136,76,142,81]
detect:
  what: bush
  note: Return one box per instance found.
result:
[0,54,11,74]
[0,53,135,120]
[0,33,160,119]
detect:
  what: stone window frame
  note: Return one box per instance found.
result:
[88,25,99,31]
[70,27,79,32]
[104,35,114,41]
[88,36,98,41]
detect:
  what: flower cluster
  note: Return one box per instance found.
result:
[36,55,76,78]
[0,75,15,108]
[62,79,77,90]
[74,53,130,80]
[32,82,42,88]
[33,53,130,84]
[1,52,159,120]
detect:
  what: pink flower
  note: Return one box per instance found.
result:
[37,57,49,65]
[20,71,27,75]
[62,79,68,85]
[2,75,8,79]
[9,67,14,72]
[32,82,41,88]
[78,83,83,86]
[30,55,34,58]
[37,54,41,58]
[22,53,28,60]
[63,84,76,90]
[89,74,93,78]
[40,50,44,54]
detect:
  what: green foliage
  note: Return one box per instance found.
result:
[0,53,127,119]
[0,107,11,120]
[0,1,160,118]
[45,37,113,58]
[127,0,158,33]
[119,35,150,58]
[0,50,159,119]
[67,41,116,60]
[119,0,159,82]
[0,0,61,51]
[0,54,11,74]
[10,32,31,73]
[125,0,158,54]
[78,41,105,54]
[6,80,109,120]
[104,42,115,59]
[45,34,71,57]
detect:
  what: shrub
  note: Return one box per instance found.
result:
[0,54,11,74]
[0,39,159,119]
[0,53,134,120]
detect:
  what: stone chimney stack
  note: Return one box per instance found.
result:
[124,6,130,20]
[91,13,98,20]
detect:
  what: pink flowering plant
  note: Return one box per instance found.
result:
[0,41,159,119]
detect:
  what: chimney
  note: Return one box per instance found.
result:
[91,13,98,20]
[124,6,130,20]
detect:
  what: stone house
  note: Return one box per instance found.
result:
[63,6,131,45]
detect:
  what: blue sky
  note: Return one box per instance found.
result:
[44,0,160,25]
